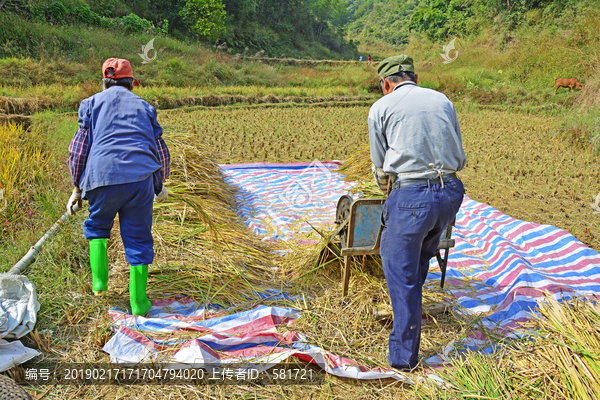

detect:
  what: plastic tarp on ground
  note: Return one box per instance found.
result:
[220,161,354,240]
[104,300,417,383]
[447,197,600,349]
[103,162,600,379]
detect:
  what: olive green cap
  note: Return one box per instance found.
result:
[377,54,415,78]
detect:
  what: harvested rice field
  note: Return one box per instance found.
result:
[158,105,371,163]
[2,102,600,400]
[159,104,600,252]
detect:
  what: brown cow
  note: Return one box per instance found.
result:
[554,78,584,94]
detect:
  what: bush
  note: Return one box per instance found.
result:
[71,3,102,26]
[45,1,69,21]
[26,0,109,28]
[116,13,154,33]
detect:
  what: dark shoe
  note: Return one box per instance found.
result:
[387,350,416,372]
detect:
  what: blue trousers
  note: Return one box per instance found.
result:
[380,178,464,369]
[83,176,155,266]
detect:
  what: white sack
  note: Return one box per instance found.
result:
[0,273,40,339]
[0,339,41,372]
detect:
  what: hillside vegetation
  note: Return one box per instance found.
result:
[345,0,600,152]
[0,0,356,59]
[348,0,595,45]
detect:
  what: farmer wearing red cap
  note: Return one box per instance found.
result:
[66,58,170,316]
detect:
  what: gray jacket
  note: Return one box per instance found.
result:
[368,81,467,180]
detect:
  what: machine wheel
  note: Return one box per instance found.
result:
[335,195,354,248]
[0,374,33,400]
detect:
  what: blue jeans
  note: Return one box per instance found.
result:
[83,176,155,266]
[381,178,464,369]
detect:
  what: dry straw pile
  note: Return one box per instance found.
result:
[0,95,58,115]
[147,131,285,306]
[337,143,385,197]
[424,294,600,399]
[523,295,600,398]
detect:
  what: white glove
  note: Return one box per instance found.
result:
[371,164,390,192]
[154,186,168,203]
[66,188,82,215]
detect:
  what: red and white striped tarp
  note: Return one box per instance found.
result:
[445,196,600,350]
[103,162,600,376]
[103,298,416,382]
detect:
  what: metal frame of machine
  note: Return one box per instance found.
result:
[330,195,455,296]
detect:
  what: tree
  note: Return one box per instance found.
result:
[180,0,226,40]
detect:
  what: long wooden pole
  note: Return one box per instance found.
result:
[8,204,79,276]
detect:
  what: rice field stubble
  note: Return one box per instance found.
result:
[159,104,600,252]
[158,106,371,163]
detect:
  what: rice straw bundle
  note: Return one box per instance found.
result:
[525,294,600,399]
[423,294,600,399]
[337,143,372,183]
[338,144,385,198]
[148,131,283,305]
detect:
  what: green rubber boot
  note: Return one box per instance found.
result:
[129,265,152,316]
[89,239,108,296]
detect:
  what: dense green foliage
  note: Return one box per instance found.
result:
[348,0,591,45]
[180,0,226,40]
[0,0,358,59]
[222,0,352,57]
[0,0,160,31]
[4,0,595,61]
[347,0,421,46]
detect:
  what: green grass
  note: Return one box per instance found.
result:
[0,12,360,91]
[0,12,278,88]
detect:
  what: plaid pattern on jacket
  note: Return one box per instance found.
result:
[68,128,170,187]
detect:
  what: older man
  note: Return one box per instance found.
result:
[369,55,466,370]
[66,58,170,316]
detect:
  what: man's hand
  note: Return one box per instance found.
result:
[67,188,82,215]
[372,164,390,192]
[154,186,168,203]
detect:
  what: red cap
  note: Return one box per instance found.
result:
[102,58,140,86]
